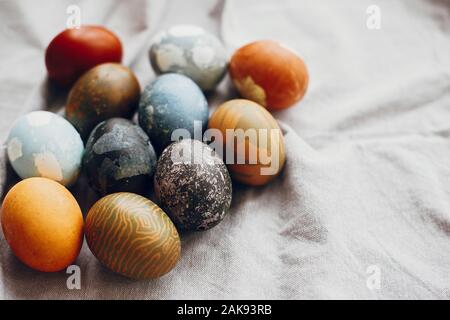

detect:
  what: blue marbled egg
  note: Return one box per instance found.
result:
[6,111,84,186]
[139,74,209,152]
[149,25,228,91]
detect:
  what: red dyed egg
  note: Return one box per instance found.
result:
[45,25,122,86]
[229,40,309,111]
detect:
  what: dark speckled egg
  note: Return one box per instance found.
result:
[83,118,157,196]
[138,73,208,153]
[66,63,141,139]
[154,139,232,231]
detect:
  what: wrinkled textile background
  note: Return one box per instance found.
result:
[1,0,450,300]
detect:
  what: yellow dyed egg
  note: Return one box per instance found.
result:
[1,177,84,272]
[208,99,286,186]
[85,193,181,280]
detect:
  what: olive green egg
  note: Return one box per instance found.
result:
[85,192,181,280]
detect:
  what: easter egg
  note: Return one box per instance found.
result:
[154,139,232,231]
[1,177,84,272]
[6,111,84,186]
[83,118,157,196]
[45,25,122,86]
[149,25,227,91]
[208,99,286,186]
[85,193,181,279]
[138,73,208,152]
[66,63,140,139]
[229,40,309,111]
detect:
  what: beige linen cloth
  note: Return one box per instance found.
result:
[0,0,450,299]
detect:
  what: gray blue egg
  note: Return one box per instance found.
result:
[6,111,84,186]
[138,73,209,152]
[149,25,228,91]
[154,139,232,231]
[83,118,157,196]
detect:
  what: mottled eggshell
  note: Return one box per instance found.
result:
[85,192,181,279]
[149,25,227,91]
[83,118,157,196]
[230,40,309,111]
[6,111,84,186]
[1,177,84,272]
[138,73,209,152]
[66,63,141,139]
[154,139,232,231]
[208,99,286,186]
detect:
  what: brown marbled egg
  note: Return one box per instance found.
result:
[208,99,286,186]
[66,63,140,139]
[230,40,309,111]
[85,192,181,280]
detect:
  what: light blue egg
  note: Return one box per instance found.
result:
[6,111,84,186]
[138,73,209,152]
[149,25,228,91]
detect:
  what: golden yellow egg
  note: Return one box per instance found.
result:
[1,177,84,272]
[208,99,286,186]
[85,193,181,279]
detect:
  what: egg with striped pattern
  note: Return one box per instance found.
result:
[208,99,286,186]
[85,193,181,280]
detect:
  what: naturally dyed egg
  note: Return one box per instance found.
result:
[208,99,286,186]
[138,73,209,152]
[154,139,232,231]
[149,25,227,91]
[1,178,84,272]
[83,118,157,196]
[85,193,181,279]
[6,111,84,186]
[45,25,122,86]
[66,63,141,139]
[229,40,309,111]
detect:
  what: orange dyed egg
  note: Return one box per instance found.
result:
[1,177,84,272]
[208,99,286,186]
[229,40,309,111]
